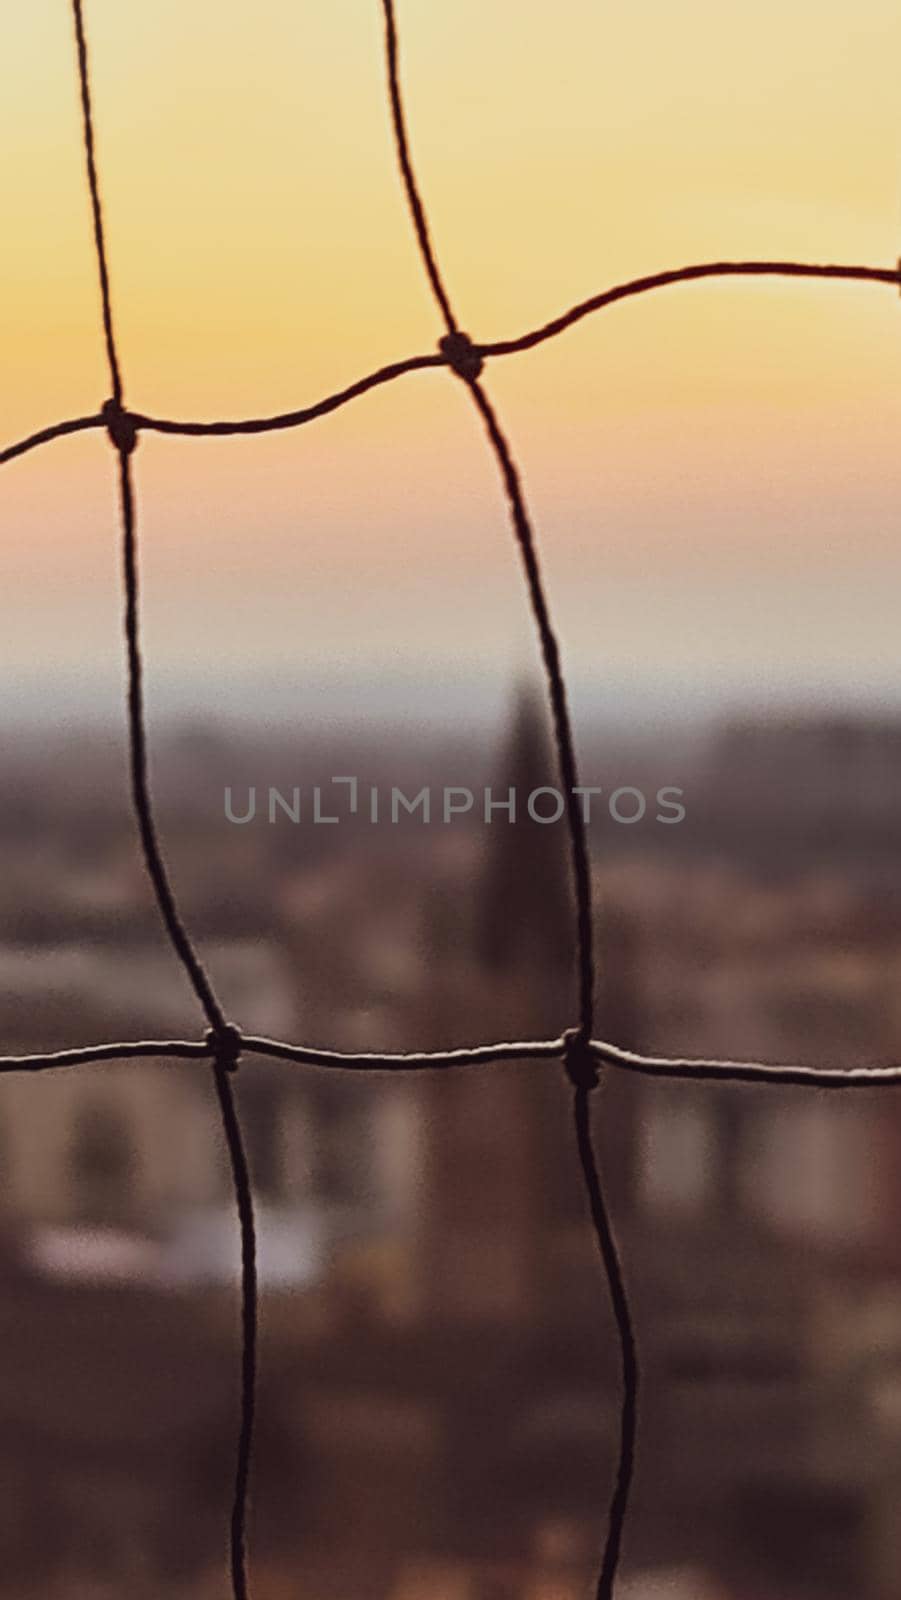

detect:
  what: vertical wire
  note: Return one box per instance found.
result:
[70,7,257,1594]
[464,380,596,1038]
[115,446,228,1033]
[574,1087,639,1599]
[212,1057,259,1600]
[115,397,259,1600]
[378,3,635,1591]
[381,0,460,335]
[378,0,595,1038]
[70,0,123,404]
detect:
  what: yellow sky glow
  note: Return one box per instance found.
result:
[2,0,899,709]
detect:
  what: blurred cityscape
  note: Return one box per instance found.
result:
[2,690,901,1598]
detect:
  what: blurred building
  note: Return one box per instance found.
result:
[2,703,901,1594]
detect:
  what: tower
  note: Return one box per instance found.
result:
[415,685,580,1325]
[475,682,574,999]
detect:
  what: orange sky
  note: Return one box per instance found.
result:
[2,0,900,724]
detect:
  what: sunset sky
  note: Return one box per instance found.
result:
[2,0,900,730]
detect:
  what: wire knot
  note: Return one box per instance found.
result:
[101,398,138,456]
[206,1023,243,1073]
[564,1029,599,1092]
[439,330,484,383]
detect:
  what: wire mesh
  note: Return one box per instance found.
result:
[1,2,899,1596]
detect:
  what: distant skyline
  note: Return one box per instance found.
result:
[3,0,900,727]
[5,657,901,742]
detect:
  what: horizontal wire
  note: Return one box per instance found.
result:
[240,1032,567,1069]
[4,1030,901,1086]
[0,412,105,466]
[0,1039,211,1074]
[593,1039,901,1088]
[481,259,901,357]
[3,260,898,467]
[129,351,444,440]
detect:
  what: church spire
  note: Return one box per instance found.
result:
[475,682,574,980]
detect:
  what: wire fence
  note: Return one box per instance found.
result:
[2,3,900,1597]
